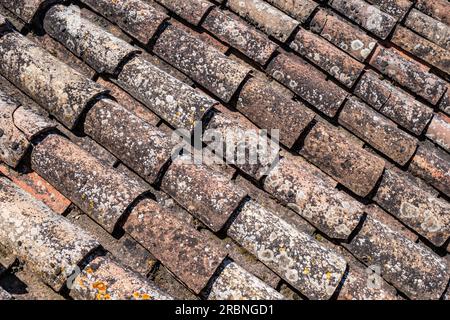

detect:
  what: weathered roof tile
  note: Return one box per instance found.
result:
[228,200,347,299]
[267,53,348,117]
[71,255,172,300]
[329,0,397,39]
[426,113,450,153]
[80,0,168,44]
[346,215,449,300]
[154,24,251,102]
[370,46,447,105]
[85,99,175,185]
[405,9,449,50]
[264,0,318,23]
[409,143,450,197]
[374,168,450,247]
[115,56,216,130]
[31,134,148,233]
[202,8,278,65]
[208,262,285,300]
[415,0,450,25]
[300,121,386,197]
[392,26,450,74]
[237,77,315,148]
[0,32,107,129]
[125,199,226,294]
[0,177,100,291]
[310,9,377,62]
[339,97,418,165]
[161,155,247,232]
[366,0,412,19]
[226,0,299,43]
[156,0,213,26]
[264,156,364,239]
[0,0,61,23]
[44,5,139,75]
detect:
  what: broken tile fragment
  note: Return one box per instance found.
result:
[374,168,450,247]
[264,156,364,239]
[44,5,139,75]
[339,97,417,165]
[208,262,285,300]
[0,32,107,129]
[267,53,348,117]
[329,0,397,39]
[370,46,447,105]
[291,28,365,88]
[70,255,172,300]
[347,215,449,300]
[300,121,386,197]
[228,200,347,300]
[226,0,299,43]
[80,0,168,44]
[85,99,175,184]
[310,10,377,62]
[409,143,450,197]
[0,177,100,291]
[154,25,251,102]
[202,8,278,65]
[31,134,148,233]
[125,199,226,294]
[237,77,315,148]
[161,155,247,232]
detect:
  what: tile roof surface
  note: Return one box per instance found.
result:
[0,0,449,301]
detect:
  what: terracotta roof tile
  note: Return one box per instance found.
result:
[374,168,450,247]
[391,26,450,74]
[0,32,107,129]
[415,0,450,25]
[70,255,172,300]
[228,200,347,299]
[125,199,226,294]
[0,177,100,291]
[310,9,377,62]
[370,46,447,105]
[44,5,140,75]
[409,143,450,197]
[405,8,449,50]
[346,215,449,300]
[0,164,71,215]
[267,53,348,117]
[426,113,450,153]
[208,262,285,300]
[202,8,278,65]
[115,56,216,130]
[264,0,318,23]
[329,0,397,39]
[161,155,247,232]
[31,134,148,233]
[300,121,386,197]
[154,24,250,102]
[0,0,61,23]
[156,0,213,26]
[366,0,412,19]
[226,0,299,43]
[79,0,168,45]
[339,97,418,165]
[291,28,365,88]
[264,156,364,239]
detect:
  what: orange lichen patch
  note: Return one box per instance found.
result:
[93,281,107,292]
[0,164,71,214]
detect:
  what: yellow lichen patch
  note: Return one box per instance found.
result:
[93,281,107,292]
[325,272,332,280]
[141,293,152,300]
[303,267,310,275]
[132,292,140,299]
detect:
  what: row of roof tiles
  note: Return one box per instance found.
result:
[0,0,449,300]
